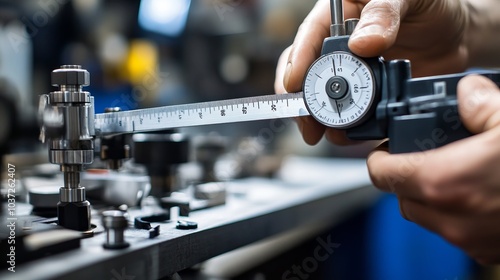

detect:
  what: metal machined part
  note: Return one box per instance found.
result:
[49,150,94,165]
[102,210,129,249]
[49,91,91,104]
[330,0,345,36]
[60,187,86,203]
[345,19,359,35]
[40,65,95,231]
[51,65,90,87]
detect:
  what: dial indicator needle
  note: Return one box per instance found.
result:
[335,100,342,118]
[332,58,337,76]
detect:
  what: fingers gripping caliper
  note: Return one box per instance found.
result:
[39,0,500,231]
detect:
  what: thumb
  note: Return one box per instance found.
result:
[348,0,407,57]
[458,75,500,134]
[283,0,331,93]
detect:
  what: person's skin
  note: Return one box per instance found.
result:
[369,75,500,264]
[275,0,500,264]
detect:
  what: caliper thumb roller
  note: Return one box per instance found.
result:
[39,65,94,231]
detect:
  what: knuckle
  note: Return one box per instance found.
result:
[419,174,446,203]
[419,171,467,207]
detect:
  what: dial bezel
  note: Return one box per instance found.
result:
[303,51,376,129]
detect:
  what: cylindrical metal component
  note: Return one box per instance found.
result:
[102,210,129,249]
[330,0,343,26]
[59,187,85,202]
[49,91,91,104]
[345,19,359,35]
[42,65,95,231]
[49,150,94,165]
[50,139,94,150]
[330,0,345,36]
[64,171,80,189]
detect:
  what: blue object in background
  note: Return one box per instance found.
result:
[89,85,135,114]
[366,194,473,280]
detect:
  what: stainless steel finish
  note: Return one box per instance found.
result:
[38,94,50,143]
[51,65,90,88]
[345,19,359,35]
[102,210,129,249]
[40,65,95,228]
[60,187,86,203]
[330,0,345,36]
[42,65,95,197]
[49,150,94,165]
[49,139,93,150]
[95,92,308,136]
[64,171,80,189]
[49,91,91,103]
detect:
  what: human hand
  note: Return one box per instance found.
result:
[275,0,470,145]
[367,75,500,264]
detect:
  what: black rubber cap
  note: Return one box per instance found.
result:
[57,200,91,231]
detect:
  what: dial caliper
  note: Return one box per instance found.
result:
[39,0,500,231]
[92,0,500,153]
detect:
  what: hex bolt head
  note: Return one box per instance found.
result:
[51,65,90,87]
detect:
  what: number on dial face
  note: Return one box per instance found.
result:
[303,51,375,128]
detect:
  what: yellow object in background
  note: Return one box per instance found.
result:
[125,39,159,86]
[123,39,160,106]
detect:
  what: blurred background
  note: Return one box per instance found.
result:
[0,0,497,279]
[0,0,379,159]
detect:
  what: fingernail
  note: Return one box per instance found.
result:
[283,62,293,91]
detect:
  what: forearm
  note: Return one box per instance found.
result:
[465,0,500,68]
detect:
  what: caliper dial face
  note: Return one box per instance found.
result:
[303,51,375,128]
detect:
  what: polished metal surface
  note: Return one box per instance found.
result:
[345,18,359,36]
[60,187,85,202]
[330,0,345,36]
[51,65,90,87]
[95,92,307,136]
[102,210,129,249]
[49,139,94,150]
[49,90,91,103]
[49,150,93,165]
[40,65,95,227]
[64,171,81,189]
